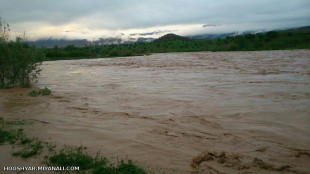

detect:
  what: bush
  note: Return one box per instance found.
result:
[0,18,44,88]
[41,87,51,96]
[28,87,51,97]
[28,90,41,97]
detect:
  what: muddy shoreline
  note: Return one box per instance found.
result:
[1,50,310,173]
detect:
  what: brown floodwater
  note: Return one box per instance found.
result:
[1,50,310,173]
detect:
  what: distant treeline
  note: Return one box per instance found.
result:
[40,28,310,61]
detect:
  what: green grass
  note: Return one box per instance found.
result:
[6,120,31,126]
[0,128,23,144]
[12,139,43,158]
[46,142,57,152]
[1,117,147,173]
[0,119,42,158]
[20,137,34,145]
[46,146,106,170]
[46,146,147,174]
[92,160,147,174]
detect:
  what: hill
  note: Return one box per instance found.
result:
[188,32,236,39]
[154,33,190,42]
[278,26,310,32]
[27,26,310,61]
[27,26,310,48]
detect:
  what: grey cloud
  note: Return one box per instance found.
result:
[202,24,217,27]
[0,0,309,39]
[130,30,178,36]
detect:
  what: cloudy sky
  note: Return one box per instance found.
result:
[0,0,309,41]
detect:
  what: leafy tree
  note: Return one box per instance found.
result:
[0,18,44,88]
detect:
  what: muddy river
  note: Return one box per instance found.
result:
[1,50,310,173]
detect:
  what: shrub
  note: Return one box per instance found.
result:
[41,87,51,96]
[0,18,44,88]
[28,87,51,97]
[28,90,41,97]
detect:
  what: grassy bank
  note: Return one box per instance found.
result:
[40,27,310,61]
[0,118,147,174]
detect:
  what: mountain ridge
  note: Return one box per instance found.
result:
[27,26,310,48]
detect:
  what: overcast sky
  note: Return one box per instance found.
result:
[0,0,309,41]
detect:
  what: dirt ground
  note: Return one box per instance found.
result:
[1,50,310,173]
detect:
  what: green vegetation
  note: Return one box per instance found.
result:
[1,16,309,66]
[46,146,108,171]
[0,17,44,88]
[12,139,43,158]
[92,160,147,174]
[6,120,31,126]
[2,15,309,64]
[0,117,147,173]
[41,86,52,95]
[28,87,52,97]
[0,128,23,144]
[20,137,34,145]
[0,117,23,144]
[42,28,310,61]
[28,89,41,97]
[0,118,42,158]
[46,146,146,174]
